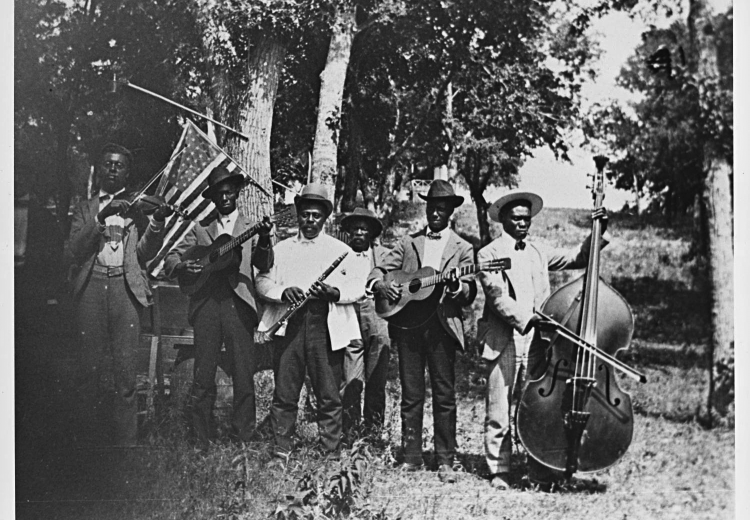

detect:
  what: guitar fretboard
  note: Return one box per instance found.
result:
[418,261,503,288]
[215,209,294,258]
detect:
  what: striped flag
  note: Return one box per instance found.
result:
[148,121,245,277]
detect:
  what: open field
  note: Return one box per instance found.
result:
[15,205,733,519]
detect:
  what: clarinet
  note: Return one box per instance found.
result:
[262,251,349,340]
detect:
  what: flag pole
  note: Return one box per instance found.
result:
[111,75,250,140]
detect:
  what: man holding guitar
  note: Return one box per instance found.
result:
[164,165,273,450]
[367,180,477,483]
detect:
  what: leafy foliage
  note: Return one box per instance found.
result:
[585,9,733,217]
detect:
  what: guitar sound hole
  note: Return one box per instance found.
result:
[208,251,219,264]
[409,280,422,294]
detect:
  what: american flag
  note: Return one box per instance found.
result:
[147,121,245,277]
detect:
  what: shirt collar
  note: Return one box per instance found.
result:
[425,226,449,239]
[219,209,239,222]
[98,188,125,200]
[294,230,327,245]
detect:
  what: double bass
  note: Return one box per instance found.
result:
[516,156,646,479]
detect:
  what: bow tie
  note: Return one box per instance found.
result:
[355,251,368,257]
[427,232,442,240]
[515,241,526,251]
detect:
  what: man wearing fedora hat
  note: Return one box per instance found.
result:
[367,179,477,483]
[165,165,274,449]
[476,189,608,490]
[257,183,364,456]
[339,207,391,437]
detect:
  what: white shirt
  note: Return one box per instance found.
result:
[216,209,239,236]
[422,226,450,269]
[349,247,374,302]
[256,232,363,350]
[97,189,127,266]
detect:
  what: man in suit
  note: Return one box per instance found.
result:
[257,183,363,457]
[69,143,173,446]
[339,208,391,437]
[367,180,477,483]
[164,166,273,450]
[476,190,608,490]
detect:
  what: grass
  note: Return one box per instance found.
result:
[15,204,733,520]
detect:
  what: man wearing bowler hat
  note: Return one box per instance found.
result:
[165,165,274,450]
[476,189,608,490]
[339,207,391,437]
[367,179,477,483]
[257,183,364,457]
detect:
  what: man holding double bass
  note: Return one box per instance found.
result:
[476,189,608,491]
[367,180,477,483]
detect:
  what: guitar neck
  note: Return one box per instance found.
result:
[217,222,261,257]
[419,263,484,289]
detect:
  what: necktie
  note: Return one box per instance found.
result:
[427,232,441,240]
[515,241,526,251]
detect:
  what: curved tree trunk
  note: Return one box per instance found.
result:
[228,36,286,221]
[310,2,356,206]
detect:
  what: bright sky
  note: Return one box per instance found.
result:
[517,1,732,209]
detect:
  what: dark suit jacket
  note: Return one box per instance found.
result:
[163,212,274,325]
[69,197,166,307]
[367,229,477,349]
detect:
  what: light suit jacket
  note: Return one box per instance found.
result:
[69,196,166,307]
[476,231,608,361]
[163,212,274,325]
[367,228,477,349]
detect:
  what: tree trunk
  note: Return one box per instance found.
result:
[310,2,356,207]
[340,107,362,212]
[228,36,286,221]
[360,173,376,212]
[690,0,734,422]
[473,190,491,248]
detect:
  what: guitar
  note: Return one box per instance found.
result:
[375,258,511,328]
[178,206,297,296]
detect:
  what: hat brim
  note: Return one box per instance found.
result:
[201,173,247,199]
[340,213,383,239]
[417,194,464,207]
[294,194,333,217]
[488,192,543,222]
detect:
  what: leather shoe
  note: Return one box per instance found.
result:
[490,473,511,490]
[438,464,457,483]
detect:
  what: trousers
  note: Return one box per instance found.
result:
[270,300,343,453]
[75,270,141,446]
[392,313,458,466]
[190,278,258,445]
[341,299,390,432]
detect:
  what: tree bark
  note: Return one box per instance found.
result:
[472,189,491,248]
[228,36,286,221]
[340,106,362,212]
[689,0,734,421]
[310,2,356,207]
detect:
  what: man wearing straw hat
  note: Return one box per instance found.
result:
[165,165,274,450]
[339,207,391,438]
[367,179,477,483]
[476,189,608,491]
[257,183,363,457]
